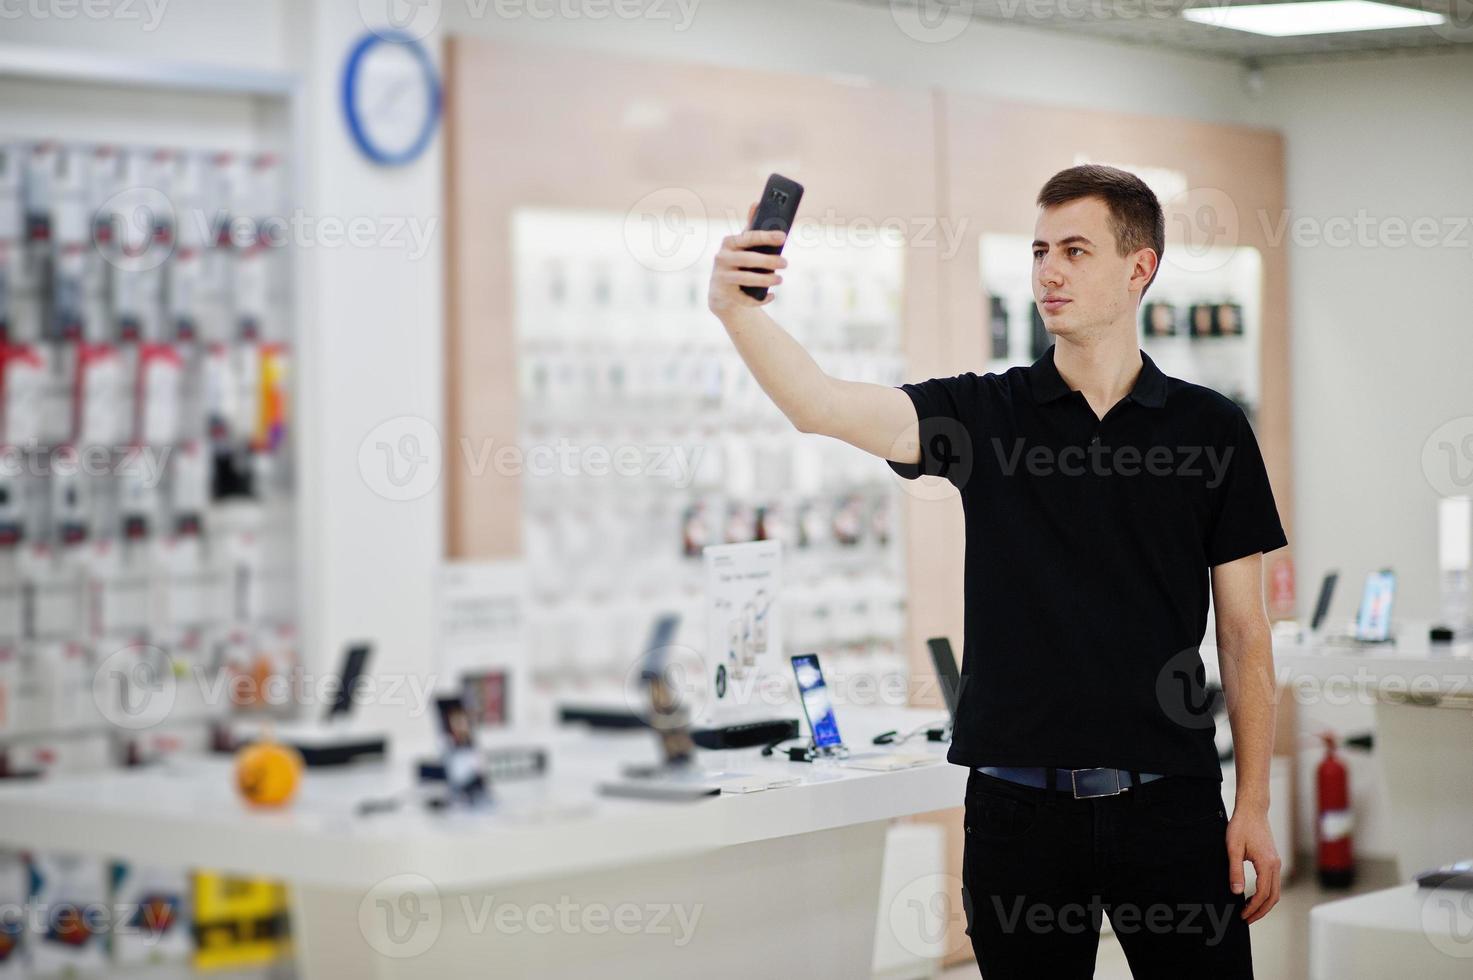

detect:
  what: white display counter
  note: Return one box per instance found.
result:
[1310,882,1473,980]
[0,708,965,979]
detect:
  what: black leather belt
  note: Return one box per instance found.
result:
[976,765,1166,799]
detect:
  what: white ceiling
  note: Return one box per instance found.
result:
[842,0,1473,63]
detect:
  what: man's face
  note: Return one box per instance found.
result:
[1031,196,1152,341]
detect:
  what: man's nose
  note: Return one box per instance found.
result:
[1037,253,1064,287]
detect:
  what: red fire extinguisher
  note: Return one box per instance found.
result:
[1316,731,1356,887]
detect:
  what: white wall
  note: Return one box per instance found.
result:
[1241,49,1473,859]
[1254,49,1473,628]
[279,2,446,735]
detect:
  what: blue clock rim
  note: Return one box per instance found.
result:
[341,30,442,167]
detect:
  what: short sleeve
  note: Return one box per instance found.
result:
[886,374,979,489]
[1205,410,1288,567]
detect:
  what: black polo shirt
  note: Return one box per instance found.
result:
[889,345,1287,781]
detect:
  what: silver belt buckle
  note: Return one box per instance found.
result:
[1070,767,1123,799]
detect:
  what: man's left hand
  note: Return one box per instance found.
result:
[1227,805,1282,924]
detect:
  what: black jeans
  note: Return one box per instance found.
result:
[960,768,1253,979]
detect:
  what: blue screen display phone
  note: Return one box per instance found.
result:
[791,653,843,749]
[1355,568,1396,642]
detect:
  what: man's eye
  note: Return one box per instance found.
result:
[1069,247,1085,257]
[1032,250,1045,260]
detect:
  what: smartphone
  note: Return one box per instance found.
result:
[791,653,843,749]
[325,644,372,722]
[740,173,803,300]
[435,695,486,803]
[1309,572,1338,633]
[926,637,962,723]
[1355,569,1396,642]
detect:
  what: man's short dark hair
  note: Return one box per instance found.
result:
[1036,164,1165,299]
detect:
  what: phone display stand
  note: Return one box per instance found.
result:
[788,741,849,763]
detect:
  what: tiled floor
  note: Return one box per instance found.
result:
[941,857,1402,979]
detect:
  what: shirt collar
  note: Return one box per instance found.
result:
[1026,344,1168,410]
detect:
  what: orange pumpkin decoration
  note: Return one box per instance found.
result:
[234,741,304,808]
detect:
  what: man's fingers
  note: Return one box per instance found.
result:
[723,229,787,250]
[719,270,783,288]
[1226,836,1246,896]
[716,250,787,270]
[1243,863,1281,923]
[1241,872,1266,918]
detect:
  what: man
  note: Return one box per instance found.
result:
[708,164,1285,977]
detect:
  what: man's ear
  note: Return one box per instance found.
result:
[1133,246,1159,292]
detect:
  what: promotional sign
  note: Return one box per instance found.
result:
[702,540,781,725]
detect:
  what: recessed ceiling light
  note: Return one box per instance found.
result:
[1182,1,1445,37]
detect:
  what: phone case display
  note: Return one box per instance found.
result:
[980,232,1263,419]
[512,209,908,707]
[26,852,110,976]
[191,872,290,971]
[0,139,297,759]
[110,863,191,967]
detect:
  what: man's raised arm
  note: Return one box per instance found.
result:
[706,205,920,465]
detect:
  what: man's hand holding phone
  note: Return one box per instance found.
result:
[707,201,788,319]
